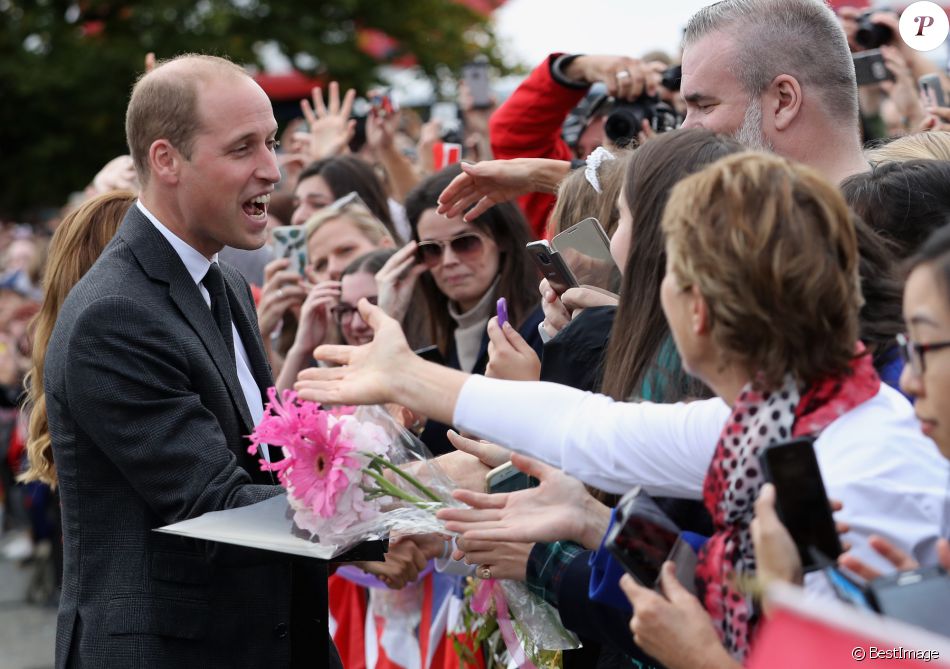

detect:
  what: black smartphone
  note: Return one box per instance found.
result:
[414,344,446,367]
[606,487,684,588]
[853,50,895,86]
[526,240,579,296]
[824,565,876,611]
[462,57,492,109]
[868,566,950,637]
[919,73,947,108]
[485,462,540,494]
[759,437,842,572]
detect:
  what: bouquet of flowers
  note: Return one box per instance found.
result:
[247,388,455,548]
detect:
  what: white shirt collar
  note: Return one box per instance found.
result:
[136,200,219,284]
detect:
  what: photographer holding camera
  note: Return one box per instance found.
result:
[487,53,665,238]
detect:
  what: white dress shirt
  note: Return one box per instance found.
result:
[137,201,265,430]
[454,375,949,571]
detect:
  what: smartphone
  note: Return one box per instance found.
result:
[486,461,539,494]
[526,240,579,296]
[758,437,842,572]
[463,58,492,109]
[370,90,396,116]
[414,344,447,367]
[606,486,688,589]
[824,566,876,611]
[853,50,895,86]
[271,226,308,277]
[919,73,946,108]
[496,297,508,328]
[551,217,621,293]
[867,566,950,636]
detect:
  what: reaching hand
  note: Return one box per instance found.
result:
[428,430,512,492]
[436,158,567,222]
[90,155,139,195]
[878,46,925,126]
[365,104,400,154]
[485,316,541,381]
[454,538,532,581]
[620,563,738,669]
[295,300,413,406]
[300,82,357,161]
[355,534,431,589]
[437,453,610,550]
[375,242,426,322]
[257,258,308,338]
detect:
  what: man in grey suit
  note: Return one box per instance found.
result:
[44,54,341,668]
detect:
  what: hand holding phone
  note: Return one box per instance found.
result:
[271,226,308,277]
[758,437,842,572]
[485,461,539,493]
[526,241,578,296]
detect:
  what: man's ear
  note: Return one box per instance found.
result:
[148,139,181,184]
[691,284,711,335]
[767,74,803,132]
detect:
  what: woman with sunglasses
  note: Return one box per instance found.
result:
[404,164,543,455]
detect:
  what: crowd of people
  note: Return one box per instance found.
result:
[4,0,950,667]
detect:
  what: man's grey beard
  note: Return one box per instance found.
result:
[732,97,774,152]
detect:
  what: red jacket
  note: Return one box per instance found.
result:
[489,54,588,240]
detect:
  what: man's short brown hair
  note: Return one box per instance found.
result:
[662,152,861,389]
[124,54,247,184]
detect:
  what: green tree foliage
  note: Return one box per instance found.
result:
[0,0,504,218]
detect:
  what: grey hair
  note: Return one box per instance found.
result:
[683,0,858,125]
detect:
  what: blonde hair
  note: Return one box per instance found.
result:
[125,54,247,184]
[548,152,630,238]
[304,203,394,246]
[662,152,860,389]
[19,191,135,487]
[866,131,950,164]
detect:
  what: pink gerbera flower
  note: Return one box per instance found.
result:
[248,389,361,520]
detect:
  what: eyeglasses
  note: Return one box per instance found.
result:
[415,232,486,268]
[330,295,378,325]
[897,333,950,377]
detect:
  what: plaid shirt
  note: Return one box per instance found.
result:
[525,540,585,608]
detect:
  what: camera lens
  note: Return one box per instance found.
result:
[605,104,647,144]
[855,14,893,49]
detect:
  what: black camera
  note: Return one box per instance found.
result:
[855,11,894,49]
[603,96,681,145]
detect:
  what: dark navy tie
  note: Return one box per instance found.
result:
[202,262,235,361]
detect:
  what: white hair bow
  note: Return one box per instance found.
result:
[584,146,616,194]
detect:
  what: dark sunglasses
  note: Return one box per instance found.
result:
[330,295,378,325]
[415,232,486,268]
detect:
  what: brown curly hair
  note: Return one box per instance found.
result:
[661,152,860,390]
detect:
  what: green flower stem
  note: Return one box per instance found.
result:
[362,469,427,506]
[362,453,441,502]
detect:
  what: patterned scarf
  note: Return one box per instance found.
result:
[694,349,880,660]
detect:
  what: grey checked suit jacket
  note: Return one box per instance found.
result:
[44,207,336,668]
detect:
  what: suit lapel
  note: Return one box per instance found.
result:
[120,208,255,435]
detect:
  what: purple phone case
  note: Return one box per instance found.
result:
[496,297,508,328]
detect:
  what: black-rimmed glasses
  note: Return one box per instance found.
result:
[897,332,950,376]
[330,295,378,325]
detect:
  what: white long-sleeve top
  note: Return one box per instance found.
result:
[454,376,949,566]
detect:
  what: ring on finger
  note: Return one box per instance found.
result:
[616,70,631,80]
[479,565,493,580]
[277,288,285,299]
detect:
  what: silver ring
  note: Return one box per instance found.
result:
[616,70,631,79]
[277,288,285,299]
[479,565,492,580]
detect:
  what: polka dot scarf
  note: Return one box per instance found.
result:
[695,350,880,660]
